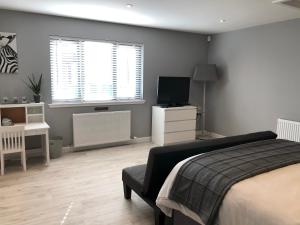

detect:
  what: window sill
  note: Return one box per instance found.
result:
[48,100,146,108]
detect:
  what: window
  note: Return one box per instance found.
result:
[50,37,143,103]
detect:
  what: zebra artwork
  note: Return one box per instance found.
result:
[0,32,18,74]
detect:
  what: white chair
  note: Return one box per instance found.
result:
[0,125,26,175]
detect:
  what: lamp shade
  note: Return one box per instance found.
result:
[193,64,218,82]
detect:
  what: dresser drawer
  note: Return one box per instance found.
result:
[165,120,196,133]
[165,109,196,122]
[164,130,196,144]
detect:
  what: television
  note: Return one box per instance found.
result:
[157,76,190,107]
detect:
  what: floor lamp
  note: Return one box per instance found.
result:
[192,64,218,136]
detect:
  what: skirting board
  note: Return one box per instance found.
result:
[210,132,226,138]
[196,130,225,139]
[132,136,151,143]
[68,136,151,152]
[54,133,224,154]
[5,146,76,159]
[62,133,225,153]
[17,133,222,157]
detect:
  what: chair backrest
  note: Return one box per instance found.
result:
[0,125,25,153]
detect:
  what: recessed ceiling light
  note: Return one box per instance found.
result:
[219,19,227,23]
[126,4,133,8]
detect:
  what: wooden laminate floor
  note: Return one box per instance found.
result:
[0,142,155,225]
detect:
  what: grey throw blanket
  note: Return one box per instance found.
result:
[169,139,300,225]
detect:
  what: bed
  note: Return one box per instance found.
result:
[156,119,300,225]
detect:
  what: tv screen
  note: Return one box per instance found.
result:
[157,76,190,106]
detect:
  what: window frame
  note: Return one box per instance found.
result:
[49,35,144,106]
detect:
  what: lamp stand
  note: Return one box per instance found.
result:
[202,81,206,136]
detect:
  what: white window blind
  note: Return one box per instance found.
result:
[50,37,143,103]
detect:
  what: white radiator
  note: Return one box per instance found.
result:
[73,111,131,148]
[276,118,300,142]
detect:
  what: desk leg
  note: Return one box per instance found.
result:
[41,131,50,165]
[45,131,50,165]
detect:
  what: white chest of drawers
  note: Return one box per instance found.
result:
[151,106,197,146]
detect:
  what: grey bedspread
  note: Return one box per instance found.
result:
[168,139,300,225]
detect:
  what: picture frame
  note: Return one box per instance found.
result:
[0,32,18,74]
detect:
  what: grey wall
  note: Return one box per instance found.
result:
[0,10,208,146]
[207,19,300,136]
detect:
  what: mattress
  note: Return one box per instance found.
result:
[156,155,300,225]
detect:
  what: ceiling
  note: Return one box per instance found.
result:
[0,0,300,33]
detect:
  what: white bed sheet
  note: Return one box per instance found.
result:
[156,155,300,225]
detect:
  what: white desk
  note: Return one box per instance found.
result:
[0,103,50,165]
